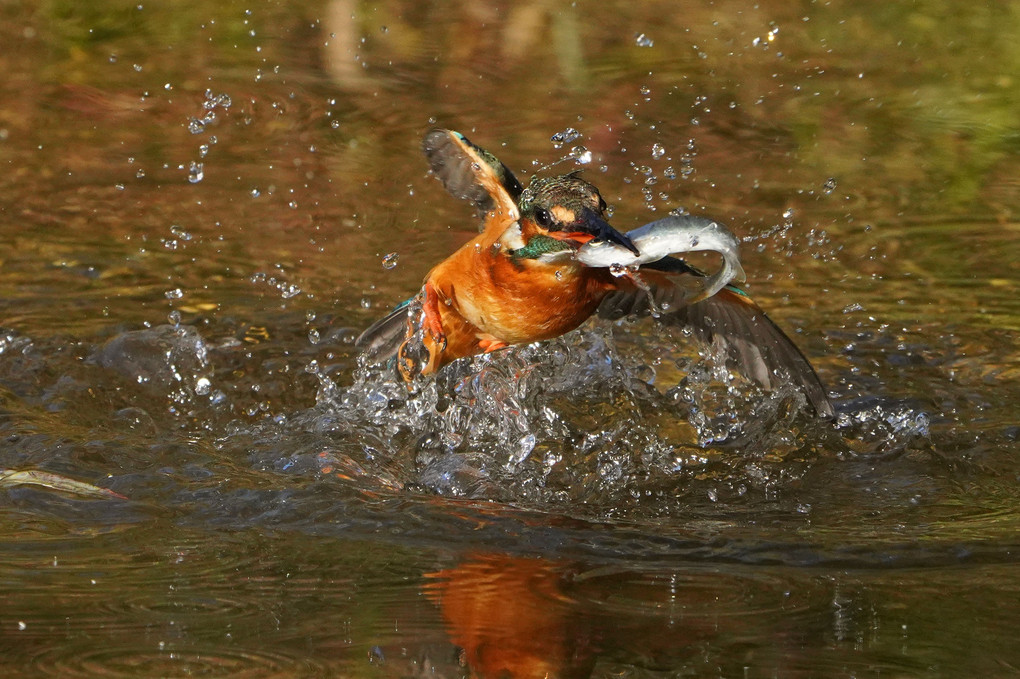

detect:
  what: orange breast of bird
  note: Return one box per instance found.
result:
[420,231,614,373]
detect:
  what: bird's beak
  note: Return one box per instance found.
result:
[551,209,640,255]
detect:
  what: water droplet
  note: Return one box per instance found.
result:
[651,142,665,159]
[167,309,182,325]
[640,85,651,96]
[164,288,184,300]
[382,252,399,269]
[360,297,372,309]
[782,207,795,219]
[609,263,628,277]
[308,328,321,344]
[187,117,205,134]
[198,144,209,158]
[195,376,211,395]
[550,127,581,148]
[250,188,261,198]
[187,161,204,183]
[513,434,536,465]
[569,145,592,164]
[634,33,654,47]
[135,168,145,178]
[822,177,837,194]
[330,119,340,129]
[170,225,193,241]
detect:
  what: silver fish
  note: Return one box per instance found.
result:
[576,215,747,302]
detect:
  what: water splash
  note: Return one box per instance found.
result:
[91,324,216,420]
[300,322,855,514]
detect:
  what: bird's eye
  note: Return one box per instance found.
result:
[534,208,553,228]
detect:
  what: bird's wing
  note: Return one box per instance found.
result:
[598,272,833,418]
[421,129,522,229]
[354,300,412,364]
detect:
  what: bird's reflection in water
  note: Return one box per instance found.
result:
[424,554,597,679]
[421,551,818,678]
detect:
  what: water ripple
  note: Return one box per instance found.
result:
[27,644,321,679]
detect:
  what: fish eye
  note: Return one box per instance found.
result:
[533,207,554,228]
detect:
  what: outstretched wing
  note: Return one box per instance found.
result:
[359,131,524,367]
[598,272,834,418]
[355,300,412,364]
[421,129,523,228]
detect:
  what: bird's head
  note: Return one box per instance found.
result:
[512,173,639,257]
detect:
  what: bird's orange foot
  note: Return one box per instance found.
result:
[422,282,447,351]
[478,338,509,353]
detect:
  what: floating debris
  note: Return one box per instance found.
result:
[0,469,127,500]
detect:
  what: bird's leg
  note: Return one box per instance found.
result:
[422,281,448,351]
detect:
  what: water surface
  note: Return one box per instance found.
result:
[1,1,1019,676]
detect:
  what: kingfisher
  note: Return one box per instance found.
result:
[356,129,833,418]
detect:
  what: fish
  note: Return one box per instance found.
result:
[576,214,747,303]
